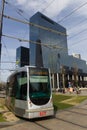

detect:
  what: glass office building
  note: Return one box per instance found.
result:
[30,12,87,90]
[16,46,29,67]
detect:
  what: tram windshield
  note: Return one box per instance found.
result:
[29,67,51,105]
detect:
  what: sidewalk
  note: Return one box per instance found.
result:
[0,97,20,128]
[57,87,87,96]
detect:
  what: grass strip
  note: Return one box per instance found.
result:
[53,94,87,111]
[0,113,6,122]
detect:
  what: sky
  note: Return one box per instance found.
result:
[1,0,87,81]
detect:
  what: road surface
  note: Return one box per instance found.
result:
[0,100,87,130]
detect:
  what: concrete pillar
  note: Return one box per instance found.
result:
[57,73,59,90]
[72,75,74,80]
[52,73,55,91]
[68,74,69,81]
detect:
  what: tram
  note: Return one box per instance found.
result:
[6,66,54,119]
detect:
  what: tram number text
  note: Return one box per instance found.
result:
[40,111,46,116]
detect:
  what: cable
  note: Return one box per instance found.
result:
[1,40,15,69]
[42,0,55,12]
[2,2,68,52]
[3,14,67,36]
[69,37,87,48]
[5,1,29,21]
[3,3,67,48]
[3,1,87,55]
[2,14,67,52]
[5,0,87,46]
[66,16,87,40]
[68,28,87,40]
[68,17,87,31]
[4,3,87,51]
[2,40,11,62]
[2,34,65,50]
[5,0,31,49]
[6,0,55,20]
[3,13,67,36]
[58,1,87,23]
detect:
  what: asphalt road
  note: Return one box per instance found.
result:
[0,100,87,130]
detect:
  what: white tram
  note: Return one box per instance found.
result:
[6,66,54,119]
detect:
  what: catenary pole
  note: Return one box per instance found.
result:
[0,0,5,64]
[0,0,5,82]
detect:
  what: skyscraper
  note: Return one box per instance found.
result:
[30,12,87,90]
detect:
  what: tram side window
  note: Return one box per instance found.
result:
[16,72,27,100]
[6,74,17,97]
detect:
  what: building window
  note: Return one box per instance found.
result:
[58,53,60,58]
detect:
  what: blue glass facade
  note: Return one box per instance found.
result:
[30,12,87,73]
[30,12,67,72]
[30,12,87,89]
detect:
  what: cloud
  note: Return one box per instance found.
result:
[14,0,72,18]
[16,0,27,5]
[8,0,87,21]
[42,0,71,18]
[14,0,87,26]
[68,0,87,17]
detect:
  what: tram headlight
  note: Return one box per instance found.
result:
[29,101,32,107]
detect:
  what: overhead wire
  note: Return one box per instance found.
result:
[68,17,87,31]
[56,1,87,49]
[5,1,29,21]
[42,0,55,12]
[69,37,87,47]
[5,1,80,50]
[2,40,11,61]
[1,0,68,73]
[3,14,66,36]
[2,34,66,50]
[68,27,87,40]
[2,13,67,52]
[4,1,67,50]
[1,39,15,68]
[1,0,87,78]
[7,0,87,50]
[58,2,87,50]
[55,1,87,49]
[2,13,68,55]
[5,1,67,36]
[4,1,87,44]
[58,1,87,23]
[3,1,87,56]
[5,1,30,48]
[1,1,17,68]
